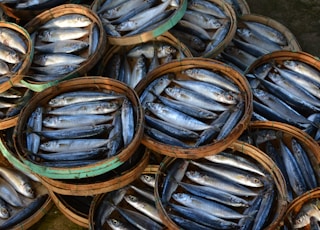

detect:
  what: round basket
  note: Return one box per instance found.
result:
[245,50,320,141]
[282,187,320,229]
[244,121,320,202]
[38,145,149,196]
[91,0,187,46]
[13,76,144,179]
[169,0,237,58]
[0,149,53,230]
[135,57,253,159]
[0,22,33,93]
[21,4,107,92]
[88,164,160,230]
[155,140,288,230]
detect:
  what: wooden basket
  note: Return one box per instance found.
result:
[38,145,149,196]
[21,4,107,92]
[13,77,144,179]
[155,141,288,230]
[0,148,53,230]
[91,0,187,46]
[135,57,253,159]
[0,22,33,93]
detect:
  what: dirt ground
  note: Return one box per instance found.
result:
[11,0,320,229]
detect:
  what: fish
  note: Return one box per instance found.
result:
[97,0,128,14]
[183,10,222,30]
[140,174,156,188]
[0,198,9,219]
[30,64,79,75]
[221,45,257,71]
[0,167,35,198]
[41,14,92,28]
[37,27,89,42]
[183,68,240,93]
[33,53,87,66]
[101,0,146,20]
[107,218,133,230]
[129,185,155,202]
[0,177,24,207]
[130,54,147,88]
[146,102,213,131]
[190,160,264,188]
[0,60,9,75]
[168,213,213,230]
[293,200,320,229]
[46,100,121,115]
[185,170,258,196]
[107,111,123,157]
[39,138,113,152]
[169,29,206,52]
[48,90,123,107]
[188,0,227,19]
[42,114,113,129]
[172,193,247,219]
[164,86,230,111]
[34,40,89,53]
[175,19,212,41]
[89,23,100,56]
[0,43,21,64]
[0,28,27,54]
[116,0,170,32]
[232,38,269,57]
[124,194,162,223]
[204,151,266,176]
[168,203,239,229]
[121,98,134,146]
[127,42,176,59]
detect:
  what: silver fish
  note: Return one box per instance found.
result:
[39,138,113,152]
[140,174,155,188]
[127,42,176,59]
[188,0,227,18]
[293,201,320,229]
[130,54,147,88]
[31,64,79,75]
[121,98,134,146]
[42,114,113,129]
[0,59,9,75]
[34,40,89,53]
[0,28,27,54]
[146,102,213,131]
[175,19,212,41]
[0,197,9,219]
[47,100,120,115]
[41,14,92,28]
[107,218,132,230]
[0,167,35,198]
[0,43,20,64]
[0,177,24,207]
[183,10,222,29]
[33,53,86,66]
[101,0,145,19]
[37,27,89,42]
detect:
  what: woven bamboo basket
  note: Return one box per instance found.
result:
[88,164,160,230]
[13,77,144,180]
[0,149,53,230]
[282,187,320,229]
[155,141,288,230]
[0,22,33,94]
[245,50,320,141]
[39,145,149,196]
[91,0,187,46]
[21,4,107,92]
[135,57,253,159]
[246,121,320,202]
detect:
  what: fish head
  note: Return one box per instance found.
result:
[0,207,9,219]
[124,194,138,204]
[22,183,35,199]
[107,219,122,228]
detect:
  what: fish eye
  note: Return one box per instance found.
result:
[128,195,136,201]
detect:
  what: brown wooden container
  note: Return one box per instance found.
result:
[135,57,253,159]
[282,187,320,229]
[0,22,33,94]
[155,141,288,230]
[39,145,149,196]
[245,121,320,202]
[88,164,160,230]
[13,77,144,180]
[245,50,320,141]
[21,4,107,92]
[0,149,53,230]
[91,0,187,46]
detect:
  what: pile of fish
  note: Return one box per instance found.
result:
[0,166,47,229]
[92,173,165,230]
[240,128,319,202]
[101,40,181,88]
[24,89,135,168]
[247,59,320,141]
[217,18,291,73]
[0,26,28,80]
[140,67,245,148]
[26,13,98,83]
[94,0,180,38]
[0,87,33,119]
[157,151,280,229]
[169,0,233,57]
[0,0,67,10]
[285,198,320,229]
